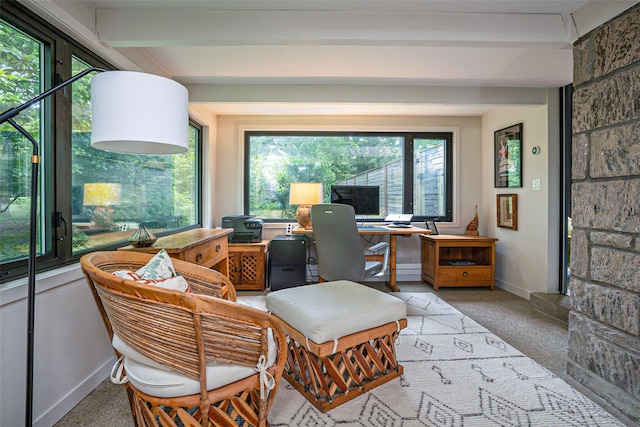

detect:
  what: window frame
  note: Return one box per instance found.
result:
[244,130,453,223]
[0,2,202,283]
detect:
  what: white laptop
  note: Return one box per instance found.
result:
[385,214,413,223]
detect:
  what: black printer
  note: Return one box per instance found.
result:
[222,215,263,243]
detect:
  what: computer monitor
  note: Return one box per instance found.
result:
[330,185,380,216]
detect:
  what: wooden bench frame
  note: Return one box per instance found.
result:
[271,316,407,412]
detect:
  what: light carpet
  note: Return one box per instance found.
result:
[267,292,623,427]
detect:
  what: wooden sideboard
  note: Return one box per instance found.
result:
[420,234,498,290]
[118,228,232,277]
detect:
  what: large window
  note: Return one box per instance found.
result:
[245,131,452,222]
[0,4,201,283]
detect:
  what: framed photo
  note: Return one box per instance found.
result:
[496,194,518,230]
[425,220,439,235]
[494,123,523,188]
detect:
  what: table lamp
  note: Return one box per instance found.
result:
[83,183,122,228]
[289,182,323,228]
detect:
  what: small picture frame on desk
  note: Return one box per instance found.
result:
[425,220,439,235]
[497,194,518,230]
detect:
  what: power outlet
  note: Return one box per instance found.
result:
[286,223,294,235]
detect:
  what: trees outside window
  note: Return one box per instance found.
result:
[245,132,452,222]
[0,4,201,283]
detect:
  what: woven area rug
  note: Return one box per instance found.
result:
[267,292,623,427]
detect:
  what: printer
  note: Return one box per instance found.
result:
[222,215,263,243]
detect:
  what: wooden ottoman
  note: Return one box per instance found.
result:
[266,280,407,412]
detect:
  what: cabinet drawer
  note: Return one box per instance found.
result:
[438,266,492,284]
[183,238,228,267]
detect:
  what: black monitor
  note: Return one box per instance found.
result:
[330,185,380,216]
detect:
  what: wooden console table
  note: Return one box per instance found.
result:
[228,240,270,291]
[118,228,232,277]
[420,234,498,290]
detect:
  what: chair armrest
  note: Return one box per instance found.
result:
[366,242,390,276]
[369,242,389,252]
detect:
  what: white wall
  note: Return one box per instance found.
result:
[481,92,560,298]
[0,267,115,427]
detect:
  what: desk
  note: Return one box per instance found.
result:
[118,228,232,277]
[293,225,428,291]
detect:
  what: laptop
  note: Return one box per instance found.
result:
[384,214,413,226]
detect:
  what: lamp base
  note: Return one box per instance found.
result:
[92,206,114,229]
[296,205,312,228]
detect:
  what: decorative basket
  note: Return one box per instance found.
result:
[128,224,157,248]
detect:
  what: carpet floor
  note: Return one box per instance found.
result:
[54,284,627,426]
[267,292,622,426]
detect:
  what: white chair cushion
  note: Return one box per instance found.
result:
[236,295,268,312]
[266,280,407,344]
[112,330,277,398]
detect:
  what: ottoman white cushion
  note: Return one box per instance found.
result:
[266,280,407,344]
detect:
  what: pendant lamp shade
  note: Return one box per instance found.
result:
[91,71,189,154]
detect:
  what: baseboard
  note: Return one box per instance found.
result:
[394,263,422,282]
[34,357,115,427]
[304,263,422,283]
[495,278,530,300]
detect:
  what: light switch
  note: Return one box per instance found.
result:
[532,179,541,191]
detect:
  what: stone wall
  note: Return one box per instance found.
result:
[569,4,640,424]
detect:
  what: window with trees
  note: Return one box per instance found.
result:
[0,4,201,283]
[245,131,452,222]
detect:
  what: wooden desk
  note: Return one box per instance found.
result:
[294,225,429,291]
[118,228,232,277]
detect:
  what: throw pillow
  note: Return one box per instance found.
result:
[113,249,192,292]
[135,249,177,280]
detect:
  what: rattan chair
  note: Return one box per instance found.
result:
[81,251,287,427]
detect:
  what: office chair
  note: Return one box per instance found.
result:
[311,203,389,282]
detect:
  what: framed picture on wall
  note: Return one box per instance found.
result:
[496,194,518,230]
[494,123,523,188]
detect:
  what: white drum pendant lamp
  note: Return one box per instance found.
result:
[91,71,189,154]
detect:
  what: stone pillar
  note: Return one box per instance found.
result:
[569,4,640,425]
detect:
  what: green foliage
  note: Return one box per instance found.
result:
[248,135,402,217]
[507,139,521,187]
[1,20,200,262]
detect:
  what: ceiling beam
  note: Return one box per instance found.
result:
[96,9,572,48]
[186,84,548,106]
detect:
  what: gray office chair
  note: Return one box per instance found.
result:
[311,203,389,282]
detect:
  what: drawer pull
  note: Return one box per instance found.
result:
[463,271,468,277]
[196,253,203,262]
[216,244,221,252]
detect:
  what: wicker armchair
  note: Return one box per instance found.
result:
[81,251,287,427]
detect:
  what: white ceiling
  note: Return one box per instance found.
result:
[22,0,640,115]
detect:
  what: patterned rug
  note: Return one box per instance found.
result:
[267,292,623,426]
